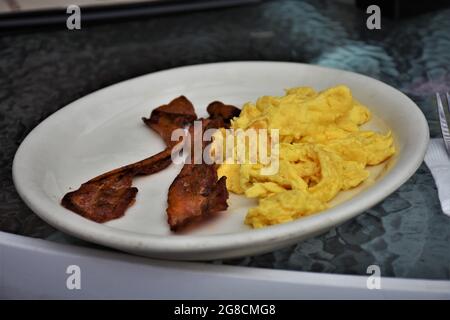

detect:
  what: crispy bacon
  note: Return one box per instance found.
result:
[206,101,240,127]
[89,147,173,179]
[62,96,196,223]
[62,95,240,231]
[61,148,172,223]
[167,164,228,230]
[142,96,197,147]
[166,117,230,231]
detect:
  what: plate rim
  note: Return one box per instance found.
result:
[12,61,430,259]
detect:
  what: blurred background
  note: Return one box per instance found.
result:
[1,0,450,279]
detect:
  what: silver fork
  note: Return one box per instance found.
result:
[436,92,450,154]
[429,93,450,216]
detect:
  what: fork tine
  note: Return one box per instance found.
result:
[436,93,450,154]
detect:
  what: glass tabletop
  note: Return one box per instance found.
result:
[1,0,449,279]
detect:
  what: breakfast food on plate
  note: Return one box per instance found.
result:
[165,117,235,230]
[61,148,173,222]
[142,95,198,147]
[217,85,395,228]
[149,103,238,230]
[206,101,241,127]
[167,164,228,230]
[62,96,198,223]
[62,96,237,230]
[62,85,395,232]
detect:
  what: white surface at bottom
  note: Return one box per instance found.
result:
[0,231,449,299]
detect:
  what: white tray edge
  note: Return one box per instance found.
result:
[1,231,449,299]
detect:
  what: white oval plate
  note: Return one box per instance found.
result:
[13,62,429,261]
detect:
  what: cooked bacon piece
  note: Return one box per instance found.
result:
[61,172,136,223]
[61,148,172,223]
[167,164,228,231]
[142,96,197,146]
[89,147,173,180]
[62,96,239,230]
[206,101,241,127]
[62,96,198,224]
[166,117,231,231]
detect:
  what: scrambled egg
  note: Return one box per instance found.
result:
[216,85,395,228]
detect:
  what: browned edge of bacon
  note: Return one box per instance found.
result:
[142,95,197,147]
[166,118,235,231]
[206,101,241,128]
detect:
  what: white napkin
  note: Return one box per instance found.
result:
[424,138,450,216]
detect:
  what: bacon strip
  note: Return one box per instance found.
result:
[206,101,241,128]
[62,96,239,230]
[167,164,228,230]
[142,95,197,147]
[61,146,173,223]
[62,96,196,223]
[166,118,231,231]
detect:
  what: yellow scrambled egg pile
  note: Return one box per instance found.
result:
[216,85,395,228]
